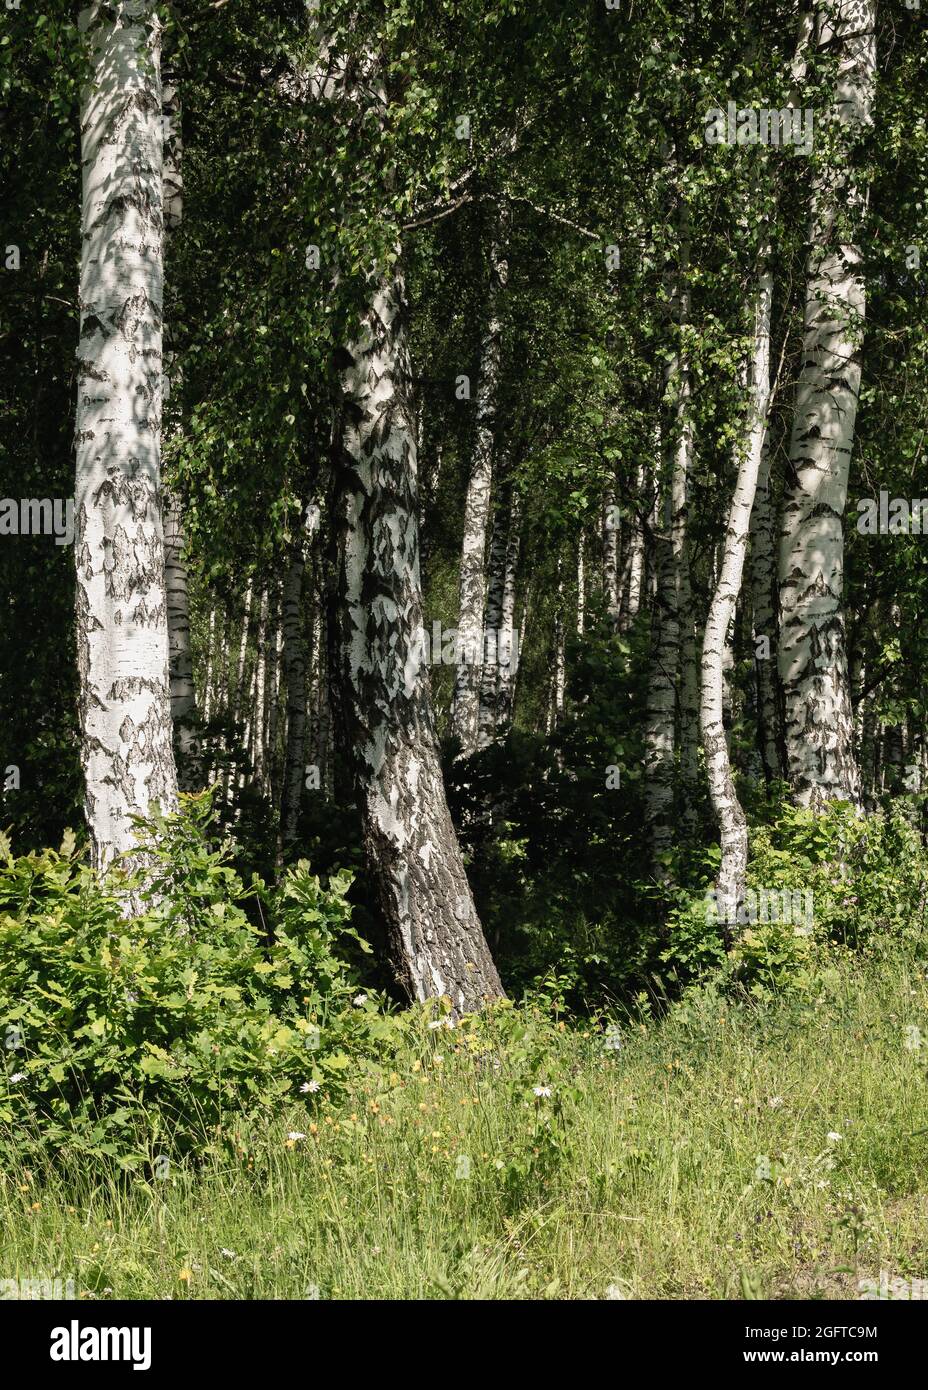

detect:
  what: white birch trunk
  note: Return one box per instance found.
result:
[267,586,284,802]
[202,605,216,724]
[335,269,504,1011]
[164,494,198,787]
[702,259,773,926]
[451,215,508,755]
[643,507,677,870]
[496,491,522,735]
[74,1,178,873]
[620,466,646,631]
[576,530,586,637]
[477,483,523,748]
[251,586,269,791]
[602,483,621,630]
[476,488,508,751]
[777,0,876,809]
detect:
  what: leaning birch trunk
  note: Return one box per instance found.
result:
[451,213,508,756]
[74,0,178,874]
[702,258,773,929]
[777,0,876,809]
[334,268,504,1011]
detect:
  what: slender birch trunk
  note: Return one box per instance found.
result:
[702,257,773,927]
[259,582,278,797]
[496,490,522,736]
[778,0,876,809]
[477,483,522,745]
[251,586,269,791]
[224,581,253,805]
[477,487,508,751]
[668,243,699,813]
[267,586,284,802]
[643,502,677,871]
[643,197,695,869]
[160,66,199,791]
[334,268,504,1011]
[233,581,253,730]
[164,495,199,788]
[451,210,509,755]
[749,435,784,783]
[602,483,621,630]
[576,531,586,636]
[279,541,308,848]
[619,471,646,632]
[75,1,177,872]
[202,605,217,724]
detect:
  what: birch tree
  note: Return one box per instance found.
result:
[702,256,773,926]
[777,0,877,809]
[74,0,178,872]
[451,210,509,756]
[334,268,504,1011]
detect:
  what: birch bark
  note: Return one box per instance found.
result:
[335,270,504,1011]
[75,0,178,872]
[451,213,509,755]
[778,0,876,808]
[702,259,773,925]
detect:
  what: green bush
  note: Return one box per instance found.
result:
[663,802,928,997]
[0,797,395,1167]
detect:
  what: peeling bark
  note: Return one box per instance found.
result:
[334,269,504,1012]
[778,0,876,810]
[74,0,178,873]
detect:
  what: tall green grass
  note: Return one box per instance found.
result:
[3,940,927,1300]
